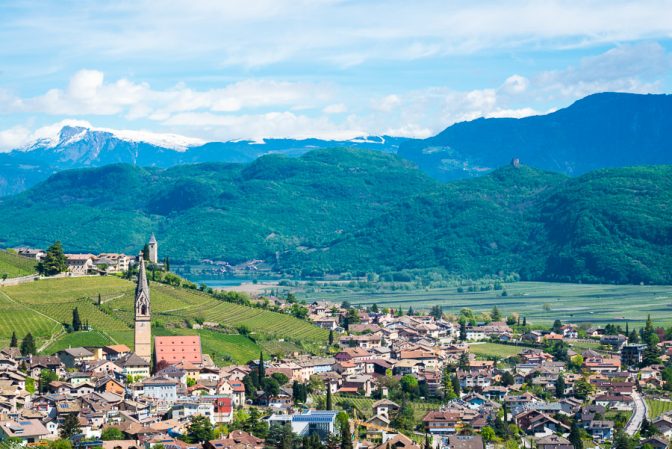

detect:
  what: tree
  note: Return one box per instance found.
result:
[371,303,379,313]
[339,418,352,449]
[555,373,566,398]
[326,386,333,410]
[451,374,461,397]
[459,319,467,341]
[552,319,562,333]
[391,400,415,431]
[39,369,59,393]
[612,430,636,449]
[9,331,17,347]
[328,329,334,346]
[429,305,442,321]
[400,374,420,398]
[522,316,527,327]
[186,415,214,443]
[36,241,68,276]
[573,379,593,399]
[20,332,36,355]
[500,371,514,387]
[142,244,150,261]
[442,371,457,400]
[165,256,171,272]
[491,306,501,322]
[258,351,265,384]
[101,427,125,441]
[72,307,81,331]
[424,434,432,449]
[569,421,583,449]
[60,413,81,439]
[481,426,495,443]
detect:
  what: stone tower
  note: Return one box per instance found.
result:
[148,234,158,263]
[134,255,152,362]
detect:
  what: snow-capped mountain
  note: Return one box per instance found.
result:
[0,125,409,196]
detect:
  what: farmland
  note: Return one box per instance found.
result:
[0,250,36,278]
[0,275,327,362]
[296,281,672,326]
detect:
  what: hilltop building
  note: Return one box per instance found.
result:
[148,234,159,263]
[134,255,152,362]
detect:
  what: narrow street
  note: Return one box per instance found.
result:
[625,392,647,435]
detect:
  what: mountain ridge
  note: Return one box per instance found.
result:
[398,92,672,180]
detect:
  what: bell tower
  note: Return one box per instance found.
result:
[148,234,158,264]
[134,255,152,362]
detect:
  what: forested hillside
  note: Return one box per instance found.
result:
[0,149,670,283]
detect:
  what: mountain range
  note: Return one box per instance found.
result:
[2,92,671,196]
[0,148,670,284]
[398,92,672,180]
[0,126,407,196]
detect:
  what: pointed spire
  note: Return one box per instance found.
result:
[135,255,150,313]
[149,233,157,244]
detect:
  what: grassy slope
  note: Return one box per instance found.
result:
[0,250,36,278]
[0,276,326,362]
[646,398,672,419]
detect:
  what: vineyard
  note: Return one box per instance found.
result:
[646,398,672,418]
[0,275,327,362]
[0,250,37,278]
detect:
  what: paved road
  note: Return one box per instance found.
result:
[626,391,647,435]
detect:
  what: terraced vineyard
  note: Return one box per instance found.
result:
[334,395,441,420]
[0,275,327,361]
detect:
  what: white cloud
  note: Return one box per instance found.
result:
[501,75,529,95]
[323,103,347,114]
[2,70,334,119]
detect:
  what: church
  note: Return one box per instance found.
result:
[133,236,204,368]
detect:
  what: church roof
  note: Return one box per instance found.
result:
[155,336,203,366]
[149,234,157,244]
[136,256,150,305]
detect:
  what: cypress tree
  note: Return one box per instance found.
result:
[340,420,352,449]
[20,332,36,355]
[72,307,81,331]
[328,329,334,346]
[10,331,17,347]
[258,351,265,384]
[142,244,150,261]
[326,386,333,410]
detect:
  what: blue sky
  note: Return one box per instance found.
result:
[0,0,671,150]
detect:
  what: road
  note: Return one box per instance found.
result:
[625,391,647,435]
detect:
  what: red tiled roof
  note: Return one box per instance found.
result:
[154,336,203,365]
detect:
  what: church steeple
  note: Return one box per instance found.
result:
[134,255,152,362]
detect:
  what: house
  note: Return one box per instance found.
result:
[372,399,399,419]
[58,347,94,368]
[140,377,178,402]
[103,345,131,361]
[446,435,484,449]
[621,344,647,367]
[585,420,614,440]
[653,416,672,437]
[116,353,151,380]
[371,434,420,449]
[641,436,670,449]
[0,419,50,444]
[66,254,95,274]
[268,411,338,441]
[535,435,573,449]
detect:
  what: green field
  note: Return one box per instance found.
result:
[0,276,327,362]
[297,281,672,326]
[468,343,525,358]
[646,398,672,418]
[0,250,36,278]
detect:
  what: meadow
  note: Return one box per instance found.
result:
[297,281,672,326]
[333,395,441,421]
[0,275,327,362]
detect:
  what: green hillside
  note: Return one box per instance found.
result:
[0,276,327,363]
[0,250,37,278]
[0,149,670,283]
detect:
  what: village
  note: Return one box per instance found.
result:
[1,242,672,449]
